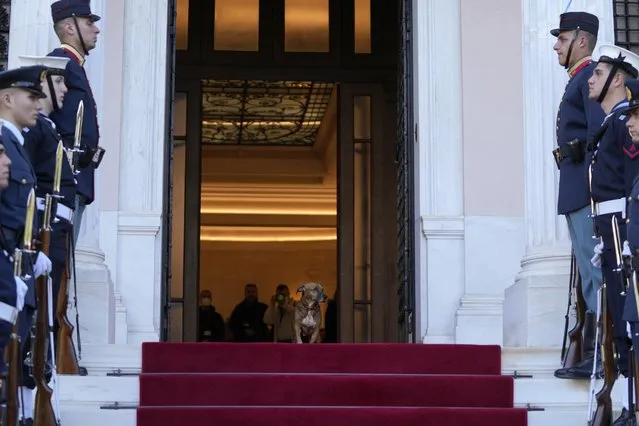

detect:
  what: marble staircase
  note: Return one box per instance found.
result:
[504,348,626,426]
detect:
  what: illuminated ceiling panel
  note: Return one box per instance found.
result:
[201,79,334,146]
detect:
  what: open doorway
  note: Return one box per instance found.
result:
[163,0,415,343]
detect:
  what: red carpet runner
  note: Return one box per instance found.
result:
[137,343,527,426]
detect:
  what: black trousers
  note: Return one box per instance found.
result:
[597,213,631,376]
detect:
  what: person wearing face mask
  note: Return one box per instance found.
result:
[197,290,225,342]
[47,0,105,246]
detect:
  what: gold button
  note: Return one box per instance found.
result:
[20,179,26,184]
[627,219,631,224]
[629,197,633,201]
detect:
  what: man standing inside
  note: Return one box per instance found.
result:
[47,0,103,244]
[551,12,606,380]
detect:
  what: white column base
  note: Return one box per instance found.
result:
[117,213,162,345]
[503,247,571,347]
[72,246,116,347]
[417,216,465,344]
[455,295,504,345]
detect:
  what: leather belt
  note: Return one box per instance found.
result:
[595,197,627,219]
[0,302,18,325]
[36,197,73,224]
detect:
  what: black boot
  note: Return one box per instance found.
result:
[613,408,635,425]
[555,313,601,379]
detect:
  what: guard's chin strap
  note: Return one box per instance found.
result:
[564,28,581,70]
[597,64,619,104]
[71,14,89,57]
[45,74,60,113]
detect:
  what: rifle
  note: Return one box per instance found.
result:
[33,142,65,425]
[56,101,83,375]
[588,283,614,425]
[561,251,586,368]
[5,190,36,426]
[589,214,627,425]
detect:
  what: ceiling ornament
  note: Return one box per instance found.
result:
[201,79,333,146]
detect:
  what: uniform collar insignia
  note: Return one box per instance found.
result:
[568,56,592,78]
[60,44,85,67]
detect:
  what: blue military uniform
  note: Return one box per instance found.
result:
[24,114,75,301]
[552,12,604,314]
[588,46,639,385]
[0,142,20,375]
[23,114,75,369]
[48,0,102,209]
[551,12,606,382]
[0,67,51,409]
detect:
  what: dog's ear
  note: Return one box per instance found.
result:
[314,283,326,301]
[296,285,305,294]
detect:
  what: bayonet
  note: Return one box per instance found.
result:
[68,100,84,175]
[14,189,36,278]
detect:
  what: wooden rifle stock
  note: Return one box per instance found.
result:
[33,227,56,425]
[55,234,79,375]
[591,287,614,426]
[563,253,586,368]
[5,324,20,425]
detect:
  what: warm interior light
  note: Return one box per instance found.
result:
[200,226,336,242]
[200,206,336,215]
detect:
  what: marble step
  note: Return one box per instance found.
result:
[505,347,628,426]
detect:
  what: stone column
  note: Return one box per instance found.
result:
[116,0,169,344]
[8,0,58,67]
[413,0,465,343]
[503,0,614,347]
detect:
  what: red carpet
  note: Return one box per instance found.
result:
[137,343,527,426]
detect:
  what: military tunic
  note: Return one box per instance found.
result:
[23,114,75,360]
[556,57,605,215]
[48,44,100,205]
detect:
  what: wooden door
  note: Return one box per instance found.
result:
[337,83,390,343]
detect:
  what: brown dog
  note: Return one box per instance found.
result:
[294,282,327,344]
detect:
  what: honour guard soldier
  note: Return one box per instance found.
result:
[617,77,639,426]
[0,143,27,373]
[551,11,607,379]
[19,55,72,424]
[0,65,54,425]
[48,0,104,244]
[584,45,639,424]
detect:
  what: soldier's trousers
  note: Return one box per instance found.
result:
[597,213,631,376]
[567,205,603,313]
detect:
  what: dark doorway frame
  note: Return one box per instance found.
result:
[160,0,416,343]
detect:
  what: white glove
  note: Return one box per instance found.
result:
[591,240,604,268]
[33,252,52,278]
[623,241,632,257]
[14,276,27,311]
